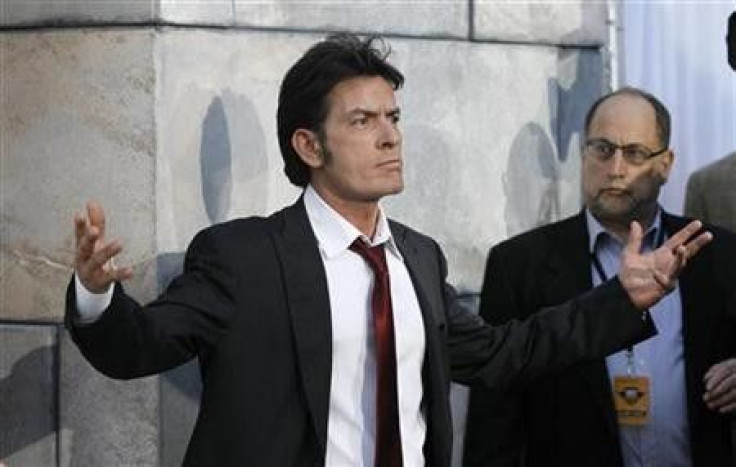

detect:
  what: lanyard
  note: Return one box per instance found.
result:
[590,227,665,375]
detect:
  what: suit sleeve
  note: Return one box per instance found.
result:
[443,243,655,390]
[65,227,238,379]
[463,246,526,466]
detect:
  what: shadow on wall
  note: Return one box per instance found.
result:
[503,122,560,238]
[157,92,268,466]
[0,345,56,463]
[388,123,452,233]
[500,4,603,240]
[502,51,601,238]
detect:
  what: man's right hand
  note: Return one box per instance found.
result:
[74,201,133,293]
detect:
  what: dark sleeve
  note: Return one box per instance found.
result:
[463,246,526,466]
[444,246,656,390]
[65,227,238,379]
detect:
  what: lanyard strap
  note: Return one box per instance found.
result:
[590,227,665,375]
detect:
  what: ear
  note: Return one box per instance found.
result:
[657,149,674,183]
[291,129,325,169]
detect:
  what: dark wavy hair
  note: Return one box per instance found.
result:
[277,34,404,187]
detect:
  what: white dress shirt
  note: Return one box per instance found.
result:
[75,185,427,466]
[304,186,426,467]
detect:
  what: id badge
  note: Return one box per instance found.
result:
[612,375,650,426]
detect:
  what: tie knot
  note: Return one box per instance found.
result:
[350,239,388,275]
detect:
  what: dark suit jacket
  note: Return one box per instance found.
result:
[464,211,736,467]
[65,199,655,467]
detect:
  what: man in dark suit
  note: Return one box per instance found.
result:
[68,36,709,466]
[465,87,736,466]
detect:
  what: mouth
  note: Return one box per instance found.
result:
[600,188,630,196]
[377,159,402,170]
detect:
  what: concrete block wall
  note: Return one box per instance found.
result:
[1,2,609,465]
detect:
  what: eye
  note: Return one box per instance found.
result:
[390,113,400,125]
[351,116,368,127]
[592,140,616,157]
[623,146,651,164]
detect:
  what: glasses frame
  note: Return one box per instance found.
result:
[583,138,668,166]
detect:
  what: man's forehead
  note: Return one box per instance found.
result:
[590,95,656,129]
[328,76,397,108]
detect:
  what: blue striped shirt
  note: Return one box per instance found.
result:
[586,209,692,467]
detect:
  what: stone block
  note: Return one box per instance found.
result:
[1,29,158,321]
[59,329,159,467]
[472,1,608,46]
[227,1,467,38]
[1,0,156,26]
[159,0,235,26]
[154,30,599,291]
[2,0,467,38]
[0,324,57,466]
[384,39,596,290]
[155,30,306,256]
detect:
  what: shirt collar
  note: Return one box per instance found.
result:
[585,208,664,254]
[303,185,402,261]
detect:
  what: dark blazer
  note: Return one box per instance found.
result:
[65,199,655,467]
[464,211,736,467]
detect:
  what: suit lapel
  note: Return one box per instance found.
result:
[663,213,717,433]
[545,213,620,437]
[270,198,333,453]
[389,221,452,467]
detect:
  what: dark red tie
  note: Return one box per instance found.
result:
[350,239,403,467]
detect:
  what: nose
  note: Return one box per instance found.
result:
[608,149,627,177]
[378,117,401,149]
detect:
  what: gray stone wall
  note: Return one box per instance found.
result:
[1,2,607,465]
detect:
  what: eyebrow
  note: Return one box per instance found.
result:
[347,107,401,118]
[588,138,653,148]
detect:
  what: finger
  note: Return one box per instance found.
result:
[664,220,702,250]
[682,231,713,260]
[87,201,107,242]
[705,359,736,387]
[704,368,730,393]
[74,210,87,244]
[624,221,644,255]
[653,271,675,293]
[669,245,687,275]
[704,362,728,383]
[110,266,134,283]
[87,240,124,271]
[718,401,736,413]
[705,370,736,401]
[76,224,102,262]
[705,386,736,410]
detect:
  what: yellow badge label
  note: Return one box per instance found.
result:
[612,375,650,426]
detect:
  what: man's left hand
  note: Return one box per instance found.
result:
[704,359,736,413]
[619,220,712,309]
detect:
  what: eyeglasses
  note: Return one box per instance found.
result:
[583,138,668,165]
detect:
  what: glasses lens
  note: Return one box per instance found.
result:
[622,146,651,164]
[587,140,615,160]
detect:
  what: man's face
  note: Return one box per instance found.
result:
[309,76,403,204]
[582,94,673,225]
